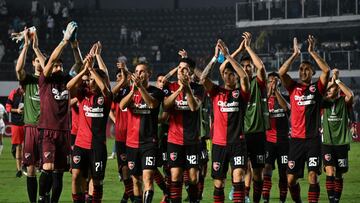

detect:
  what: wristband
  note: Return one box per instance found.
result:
[335,79,341,84]
[211,56,217,63]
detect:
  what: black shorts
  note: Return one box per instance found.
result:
[211,142,247,179]
[199,138,209,165]
[115,141,127,170]
[167,142,199,169]
[72,144,107,181]
[287,137,322,178]
[322,144,349,174]
[265,139,289,170]
[126,145,157,176]
[245,132,265,168]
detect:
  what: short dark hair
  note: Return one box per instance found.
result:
[136,62,152,73]
[179,58,196,69]
[300,60,315,75]
[156,73,165,79]
[268,71,279,78]
[240,54,251,62]
[224,63,235,73]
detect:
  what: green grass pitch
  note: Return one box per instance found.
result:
[1,137,360,202]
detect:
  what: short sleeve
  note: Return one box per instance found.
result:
[151,86,165,103]
[285,79,297,93]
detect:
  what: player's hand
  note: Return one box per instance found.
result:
[94,41,102,56]
[307,35,316,53]
[293,37,300,57]
[131,74,142,88]
[63,21,77,41]
[242,32,252,49]
[332,68,339,80]
[23,27,30,47]
[217,39,230,58]
[214,42,220,58]
[178,49,188,58]
[17,108,23,114]
[238,38,245,52]
[84,54,94,71]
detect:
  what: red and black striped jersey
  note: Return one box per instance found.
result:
[75,90,112,149]
[266,95,290,143]
[209,85,249,146]
[112,87,130,142]
[164,82,204,145]
[286,80,325,139]
[125,85,164,148]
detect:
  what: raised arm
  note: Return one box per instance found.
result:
[181,72,201,111]
[32,30,46,68]
[119,84,134,110]
[94,42,109,77]
[132,74,159,109]
[111,69,127,94]
[88,61,111,98]
[307,35,330,86]
[44,22,76,77]
[279,38,299,89]
[273,78,290,111]
[200,42,219,92]
[333,69,353,104]
[15,28,30,81]
[66,61,87,91]
[163,84,183,111]
[219,39,250,93]
[243,32,266,82]
[69,40,83,75]
[219,39,245,76]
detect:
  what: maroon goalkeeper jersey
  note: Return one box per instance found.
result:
[38,72,71,131]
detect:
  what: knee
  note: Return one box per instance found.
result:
[287,174,297,186]
[232,169,245,182]
[214,179,225,188]
[252,168,263,181]
[263,164,273,176]
[325,166,335,176]
[170,168,182,182]
[308,171,318,184]
[42,163,54,171]
[189,172,198,184]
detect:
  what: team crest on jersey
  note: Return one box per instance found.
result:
[73,155,81,164]
[25,153,31,159]
[128,161,135,170]
[309,85,316,93]
[44,152,51,159]
[213,162,220,171]
[288,161,295,169]
[163,89,169,95]
[232,90,239,98]
[324,154,332,161]
[170,152,177,161]
[97,97,104,105]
